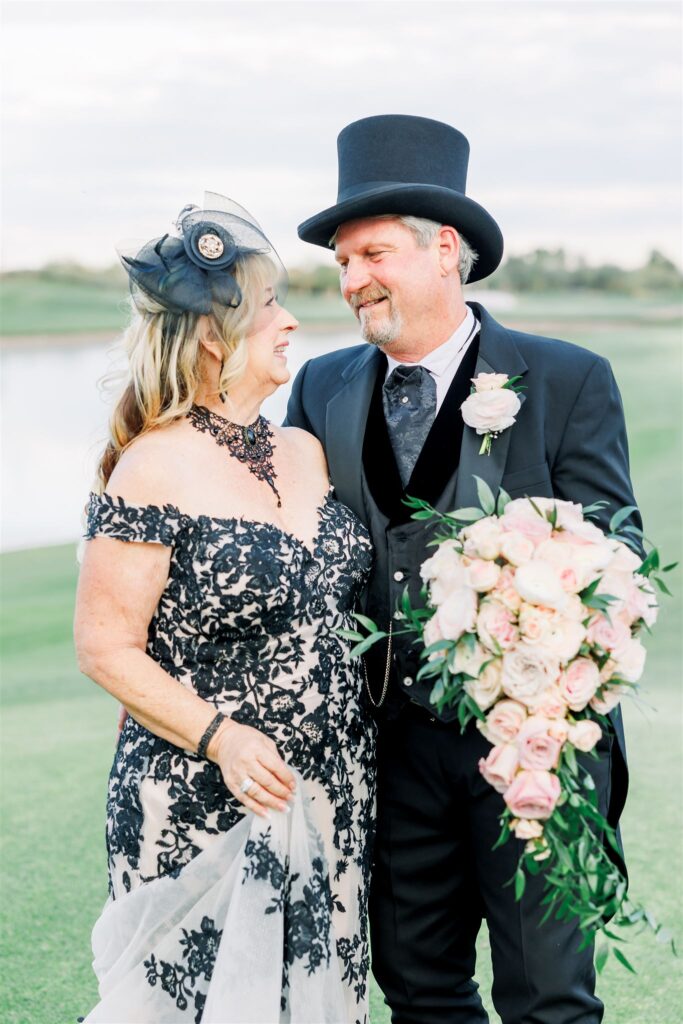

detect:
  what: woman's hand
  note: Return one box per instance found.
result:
[209,720,296,818]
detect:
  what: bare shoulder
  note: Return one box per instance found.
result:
[278,426,327,465]
[105,422,188,507]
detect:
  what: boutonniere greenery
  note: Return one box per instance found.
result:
[460,373,525,456]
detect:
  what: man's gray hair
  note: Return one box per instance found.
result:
[329,214,478,284]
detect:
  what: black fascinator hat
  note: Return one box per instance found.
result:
[118,193,287,315]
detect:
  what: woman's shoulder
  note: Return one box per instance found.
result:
[106,423,189,506]
[277,425,326,461]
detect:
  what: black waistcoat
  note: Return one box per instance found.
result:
[361,335,480,718]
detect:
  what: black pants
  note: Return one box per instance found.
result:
[369,707,607,1024]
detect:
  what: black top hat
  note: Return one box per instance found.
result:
[298,114,503,282]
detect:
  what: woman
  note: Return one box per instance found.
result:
[74,194,375,1023]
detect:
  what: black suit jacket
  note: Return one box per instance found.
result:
[285,301,641,857]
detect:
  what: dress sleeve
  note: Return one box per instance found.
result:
[84,492,185,547]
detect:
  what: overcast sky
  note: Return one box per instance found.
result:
[2,0,681,273]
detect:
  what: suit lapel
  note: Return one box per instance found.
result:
[454,303,528,509]
[326,345,382,519]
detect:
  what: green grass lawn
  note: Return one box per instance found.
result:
[1,305,682,1022]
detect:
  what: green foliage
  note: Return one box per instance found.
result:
[486,248,683,296]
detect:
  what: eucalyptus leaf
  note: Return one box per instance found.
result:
[474,475,496,515]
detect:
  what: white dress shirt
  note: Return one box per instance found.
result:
[384,306,480,413]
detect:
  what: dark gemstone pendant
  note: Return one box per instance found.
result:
[243,426,257,446]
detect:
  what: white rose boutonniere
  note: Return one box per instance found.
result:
[461,372,524,455]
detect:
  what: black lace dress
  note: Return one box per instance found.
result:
[82,491,375,1024]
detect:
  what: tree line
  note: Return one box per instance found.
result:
[3,248,681,296]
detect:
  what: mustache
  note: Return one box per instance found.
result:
[349,286,391,312]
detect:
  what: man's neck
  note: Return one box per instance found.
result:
[379,303,470,363]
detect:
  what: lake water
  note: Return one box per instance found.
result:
[0,330,360,551]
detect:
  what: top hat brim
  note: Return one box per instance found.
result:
[297,183,503,283]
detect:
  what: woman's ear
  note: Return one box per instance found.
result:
[197,316,223,362]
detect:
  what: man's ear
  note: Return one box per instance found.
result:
[437,225,460,277]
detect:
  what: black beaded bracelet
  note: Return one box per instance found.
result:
[197,711,226,759]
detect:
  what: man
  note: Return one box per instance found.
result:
[286,114,638,1024]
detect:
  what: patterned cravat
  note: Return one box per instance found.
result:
[382,364,437,488]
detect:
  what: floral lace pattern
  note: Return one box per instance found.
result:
[84,490,375,1022]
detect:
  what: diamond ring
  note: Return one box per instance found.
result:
[239,775,257,795]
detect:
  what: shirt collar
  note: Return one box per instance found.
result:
[385,306,477,379]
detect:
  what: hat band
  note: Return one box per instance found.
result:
[337,179,465,203]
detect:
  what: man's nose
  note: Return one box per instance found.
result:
[341,260,372,301]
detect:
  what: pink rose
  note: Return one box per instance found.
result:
[590,685,625,715]
[477,600,520,653]
[511,818,544,840]
[559,657,600,711]
[477,699,527,745]
[504,769,561,820]
[586,612,631,653]
[491,566,522,612]
[478,744,520,793]
[502,500,553,545]
[465,557,502,593]
[526,684,568,719]
[568,719,602,752]
[516,715,563,770]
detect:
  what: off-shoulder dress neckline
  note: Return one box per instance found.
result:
[91,488,337,559]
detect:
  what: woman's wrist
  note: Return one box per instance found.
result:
[205,715,236,762]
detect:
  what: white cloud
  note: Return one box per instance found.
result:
[1,0,681,269]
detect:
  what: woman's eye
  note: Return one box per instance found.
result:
[266,296,275,306]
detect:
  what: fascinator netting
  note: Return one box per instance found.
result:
[117,193,288,317]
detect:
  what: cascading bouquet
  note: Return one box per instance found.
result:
[345,479,676,971]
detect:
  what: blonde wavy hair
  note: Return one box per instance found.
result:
[97,253,277,490]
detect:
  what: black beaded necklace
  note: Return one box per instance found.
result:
[187,403,282,507]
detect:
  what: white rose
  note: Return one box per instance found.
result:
[501,644,561,706]
[608,540,643,574]
[454,640,488,678]
[531,617,586,665]
[500,531,535,566]
[464,658,503,710]
[514,560,567,610]
[526,497,584,529]
[461,388,521,435]
[437,587,478,642]
[533,540,589,593]
[613,636,646,683]
[421,541,467,605]
[461,516,504,561]
[629,574,659,628]
[423,615,446,659]
[465,557,501,593]
[473,372,510,392]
